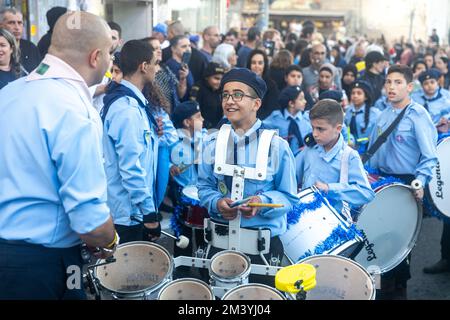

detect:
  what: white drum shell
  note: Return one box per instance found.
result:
[222,283,286,300]
[94,241,173,300]
[299,255,375,300]
[209,250,251,288]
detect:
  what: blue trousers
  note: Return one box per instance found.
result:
[0,239,86,300]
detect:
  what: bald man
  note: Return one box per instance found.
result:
[0,11,117,300]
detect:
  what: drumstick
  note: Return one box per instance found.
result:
[230,196,253,208]
[246,203,285,208]
[178,163,193,173]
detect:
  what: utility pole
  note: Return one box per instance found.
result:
[256,0,269,31]
[408,7,415,43]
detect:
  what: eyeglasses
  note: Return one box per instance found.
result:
[221,91,257,102]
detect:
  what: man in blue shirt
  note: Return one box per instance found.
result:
[198,68,298,285]
[0,12,117,300]
[368,65,438,300]
[102,40,161,244]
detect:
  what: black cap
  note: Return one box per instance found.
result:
[351,80,373,101]
[204,62,225,78]
[365,51,387,68]
[46,7,67,30]
[172,101,201,128]
[220,68,267,99]
[278,86,302,109]
[418,68,441,84]
[319,90,343,103]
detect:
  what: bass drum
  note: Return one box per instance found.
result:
[354,181,422,274]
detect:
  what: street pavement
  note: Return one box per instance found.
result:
[408,216,450,300]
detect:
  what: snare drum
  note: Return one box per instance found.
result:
[281,187,363,263]
[181,185,209,229]
[222,283,286,300]
[158,278,214,300]
[209,250,251,289]
[94,241,173,300]
[298,255,375,300]
[426,137,450,219]
[354,178,422,274]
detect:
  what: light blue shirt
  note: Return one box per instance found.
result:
[103,80,159,226]
[170,128,207,187]
[374,95,391,111]
[198,120,298,237]
[0,54,111,248]
[368,101,438,186]
[295,134,375,213]
[263,109,312,155]
[411,88,450,124]
[344,103,381,147]
[154,109,179,147]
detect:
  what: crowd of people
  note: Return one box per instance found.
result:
[0,6,449,301]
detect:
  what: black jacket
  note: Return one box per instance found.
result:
[190,79,222,129]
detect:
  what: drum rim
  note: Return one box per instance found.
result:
[298,254,376,300]
[157,277,215,300]
[356,183,423,274]
[209,250,252,282]
[222,283,286,300]
[94,241,174,297]
[427,137,450,218]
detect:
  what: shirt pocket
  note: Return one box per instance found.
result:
[396,122,413,143]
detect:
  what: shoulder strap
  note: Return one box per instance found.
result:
[101,82,157,128]
[340,145,353,184]
[361,105,409,164]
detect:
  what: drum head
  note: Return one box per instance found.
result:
[354,184,422,273]
[182,185,200,202]
[210,251,250,280]
[428,137,450,218]
[299,255,375,300]
[158,278,214,300]
[222,284,285,300]
[95,241,173,295]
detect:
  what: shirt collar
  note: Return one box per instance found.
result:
[231,119,262,142]
[314,134,345,163]
[26,54,92,103]
[423,88,440,100]
[283,109,302,120]
[348,103,366,114]
[120,79,148,106]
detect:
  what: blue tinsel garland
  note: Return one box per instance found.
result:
[287,191,326,227]
[169,187,203,238]
[297,224,362,262]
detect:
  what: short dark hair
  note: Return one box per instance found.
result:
[285,64,303,77]
[387,64,413,83]
[247,27,261,42]
[107,21,122,38]
[170,34,188,48]
[120,40,154,77]
[309,99,344,126]
[226,29,238,38]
